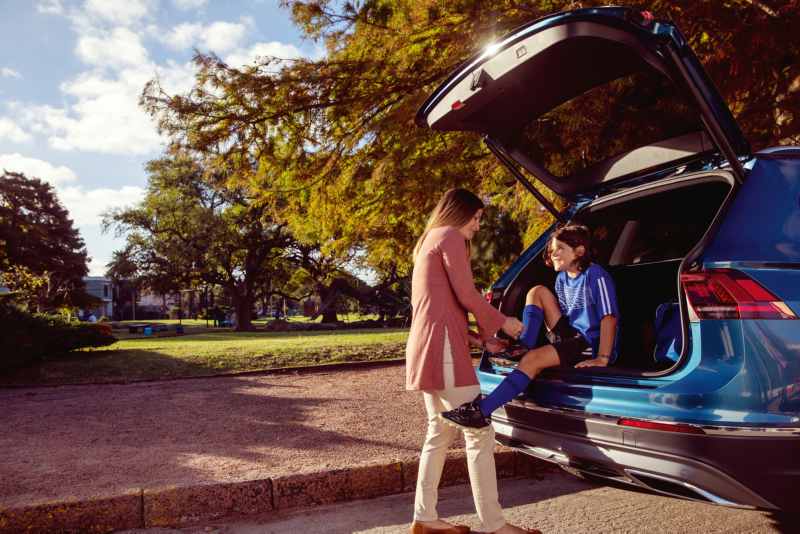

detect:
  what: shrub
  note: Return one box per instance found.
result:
[169,306,181,320]
[98,316,111,323]
[0,304,118,368]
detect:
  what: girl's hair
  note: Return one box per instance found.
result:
[544,222,597,272]
[413,188,484,262]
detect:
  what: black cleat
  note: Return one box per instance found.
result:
[492,341,532,362]
[438,394,492,433]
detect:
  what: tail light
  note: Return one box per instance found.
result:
[681,269,797,320]
[485,290,493,303]
[619,419,705,435]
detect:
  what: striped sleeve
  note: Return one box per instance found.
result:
[590,270,619,319]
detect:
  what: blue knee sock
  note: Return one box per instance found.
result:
[480,369,532,415]
[519,304,543,349]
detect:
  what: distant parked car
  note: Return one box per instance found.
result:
[415,6,800,513]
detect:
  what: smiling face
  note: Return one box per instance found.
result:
[457,208,483,241]
[550,238,584,275]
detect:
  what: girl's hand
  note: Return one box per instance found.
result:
[501,317,526,339]
[484,337,510,354]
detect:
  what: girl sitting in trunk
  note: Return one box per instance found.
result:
[438,222,620,432]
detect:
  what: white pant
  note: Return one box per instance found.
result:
[413,333,506,532]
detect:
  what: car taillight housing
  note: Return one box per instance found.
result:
[486,290,493,303]
[619,419,705,435]
[681,269,797,320]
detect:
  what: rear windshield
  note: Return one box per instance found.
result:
[513,71,704,178]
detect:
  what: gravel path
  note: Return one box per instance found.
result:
[0,363,473,506]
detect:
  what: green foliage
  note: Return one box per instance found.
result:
[0,304,118,368]
[98,316,111,323]
[140,0,800,276]
[103,154,294,332]
[0,172,96,309]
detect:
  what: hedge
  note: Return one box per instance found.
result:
[0,305,118,367]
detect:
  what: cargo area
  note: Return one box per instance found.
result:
[494,174,734,373]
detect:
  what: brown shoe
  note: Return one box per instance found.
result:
[411,520,471,534]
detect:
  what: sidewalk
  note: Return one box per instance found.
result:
[0,361,551,531]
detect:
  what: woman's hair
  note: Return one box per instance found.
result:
[544,222,597,272]
[413,188,484,262]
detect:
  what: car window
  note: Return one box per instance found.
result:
[595,220,710,266]
[512,71,704,179]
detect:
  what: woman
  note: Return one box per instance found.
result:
[407,189,539,534]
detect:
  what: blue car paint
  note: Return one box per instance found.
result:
[705,156,800,266]
[479,153,800,427]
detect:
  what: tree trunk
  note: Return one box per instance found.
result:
[226,284,257,332]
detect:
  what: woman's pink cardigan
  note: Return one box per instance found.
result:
[406,226,507,391]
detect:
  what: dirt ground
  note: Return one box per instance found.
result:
[0,363,472,506]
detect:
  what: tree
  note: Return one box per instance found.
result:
[140,0,799,274]
[103,155,292,332]
[0,171,97,310]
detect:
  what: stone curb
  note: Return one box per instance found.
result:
[0,450,557,532]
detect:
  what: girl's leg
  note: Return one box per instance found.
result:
[519,286,563,349]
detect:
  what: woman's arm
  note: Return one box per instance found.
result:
[438,228,524,339]
[467,332,510,353]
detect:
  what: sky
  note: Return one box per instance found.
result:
[0,0,320,276]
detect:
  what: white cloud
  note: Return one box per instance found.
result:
[0,153,76,185]
[0,119,33,143]
[82,0,157,27]
[75,27,149,69]
[225,41,309,68]
[3,68,21,78]
[37,0,64,15]
[17,59,194,155]
[171,0,206,10]
[155,18,252,53]
[87,257,111,276]
[58,184,146,226]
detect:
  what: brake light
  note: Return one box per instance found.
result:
[681,269,797,320]
[486,290,493,303]
[619,419,705,435]
[642,11,654,20]
[452,100,465,110]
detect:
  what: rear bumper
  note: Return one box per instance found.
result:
[494,402,800,512]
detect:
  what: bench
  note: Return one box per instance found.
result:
[128,323,150,334]
[219,321,235,327]
[144,325,184,335]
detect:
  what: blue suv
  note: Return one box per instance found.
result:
[414,7,800,512]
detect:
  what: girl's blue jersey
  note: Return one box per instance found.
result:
[555,264,620,362]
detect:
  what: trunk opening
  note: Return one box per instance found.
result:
[498,173,735,375]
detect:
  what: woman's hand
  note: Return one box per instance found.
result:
[501,316,526,340]
[484,337,510,354]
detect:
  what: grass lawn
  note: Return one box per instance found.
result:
[0,328,410,386]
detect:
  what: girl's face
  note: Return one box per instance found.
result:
[551,238,584,273]
[458,209,483,240]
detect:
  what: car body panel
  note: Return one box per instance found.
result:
[413,4,799,515]
[704,156,800,267]
[414,7,750,199]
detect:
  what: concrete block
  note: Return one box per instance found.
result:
[515,451,558,477]
[494,447,516,478]
[273,462,402,510]
[272,468,352,509]
[0,489,142,533]
[401,459,419,493]
[143,479,271,528]
[348,462,402,500]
